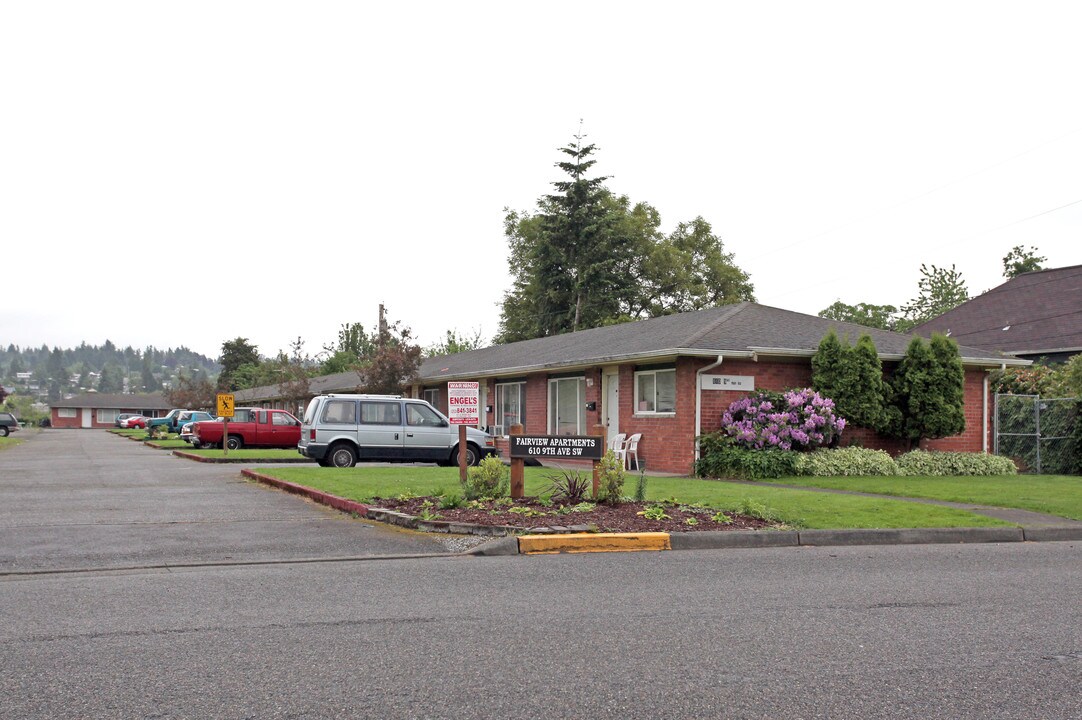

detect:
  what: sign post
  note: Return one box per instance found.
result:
[447,381,479,481]
[216,393,235,456]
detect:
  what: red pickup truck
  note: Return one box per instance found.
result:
[190,408,302,450]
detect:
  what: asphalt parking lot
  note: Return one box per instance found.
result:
[0,430,457,574]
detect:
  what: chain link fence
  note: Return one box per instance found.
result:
[994,394,1079,474]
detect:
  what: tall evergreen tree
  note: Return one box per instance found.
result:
[889,335,965,447]
[811,329,847,400]
[845,334,889,431]
[217,337,261,391]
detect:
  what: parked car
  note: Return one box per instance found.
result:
[119,415,146,428]
[190,408,301,450]
[176,411,216,443]
[114,413,142,428]
[0,412,20,437]
[298,394,497,468]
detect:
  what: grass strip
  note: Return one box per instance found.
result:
[253,466,1011,530]
[768,475,1082,521]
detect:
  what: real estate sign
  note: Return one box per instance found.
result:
[446,381,479,425]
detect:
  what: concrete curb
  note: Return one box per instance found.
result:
[518,532,671,554]
[1022,526,1082,542]
[797,526,1025,546]
[243,470,370,517]
[175,451,314,464]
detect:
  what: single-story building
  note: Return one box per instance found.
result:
[50,393,172,429]
[233,302,1028,474]
[415,302,1027,473]
[912,264,1082,363]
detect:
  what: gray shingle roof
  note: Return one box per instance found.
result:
[51,393,172,410]
[911,265,1082,356]
[418,302,1024,382]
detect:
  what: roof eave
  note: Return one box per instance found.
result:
[419,348,757,382]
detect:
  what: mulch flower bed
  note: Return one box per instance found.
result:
[372,496,774,534]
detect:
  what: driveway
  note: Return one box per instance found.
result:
[0,430,455,573]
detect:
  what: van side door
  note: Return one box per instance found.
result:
[357,400,405,460]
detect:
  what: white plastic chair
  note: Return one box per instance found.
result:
[608,433,626,454]
[617,433,641,470]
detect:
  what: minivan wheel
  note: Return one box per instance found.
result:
[329,444,357,468]
[451,444,481,467]
[0,427,8,437]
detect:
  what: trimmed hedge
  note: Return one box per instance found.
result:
[896,450,1017,476]
[697,444,1021,479]
[695,445,802,480]
[795,448,898,476]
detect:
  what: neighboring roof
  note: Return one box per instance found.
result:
[418,301,1025,382]
[51,393,172,410]
[911,265,1082,356]
[232,370,365,403]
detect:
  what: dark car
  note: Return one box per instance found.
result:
[0,412,20,437]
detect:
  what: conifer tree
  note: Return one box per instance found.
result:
[889,335,965,447]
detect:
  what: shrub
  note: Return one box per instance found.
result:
[461,455,509,500]
[545,470,593,504]
[696,444,801,480]
[795,447,898,476]
[595,449,626,504]
[896,450,1018,476]
[720,388,846,451]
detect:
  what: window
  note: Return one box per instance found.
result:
[360,401,401,425]
[321,400,357,424]
[494,382,526,435]
[548,377,585,435]
[96,409,121,424]
[272,412,298,426]
[406,403,443,427]
[423,388,440,408]
[635,369,676,414]
[58,408,77,418]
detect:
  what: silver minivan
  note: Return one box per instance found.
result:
[298,394,497,468]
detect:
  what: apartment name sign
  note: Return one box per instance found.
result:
[699,375,755,391]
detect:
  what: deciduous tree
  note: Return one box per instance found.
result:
[1002,245,1046,278]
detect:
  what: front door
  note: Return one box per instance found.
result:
[81,408,93,428]
[604,370,620,447]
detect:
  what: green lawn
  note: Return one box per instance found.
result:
[0,436,24,451]
[253,466,1011,530]
[768,475,1082,521]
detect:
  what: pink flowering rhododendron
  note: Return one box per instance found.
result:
[720,389,846,451]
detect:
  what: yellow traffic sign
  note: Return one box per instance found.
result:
[216,393,235,418]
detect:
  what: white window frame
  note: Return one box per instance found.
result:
[423,388,440,408]
[58,408,77,418]
[634,368,676,415]
[547,377,586,435]
[96,409,121,424]
[494,381,526,436]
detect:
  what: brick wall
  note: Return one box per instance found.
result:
[485,357,993,474]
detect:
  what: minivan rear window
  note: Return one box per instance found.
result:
[321,400,357,424]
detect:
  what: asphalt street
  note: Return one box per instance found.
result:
[1,431,1080,719]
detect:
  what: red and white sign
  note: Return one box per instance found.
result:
[446,381,480,425]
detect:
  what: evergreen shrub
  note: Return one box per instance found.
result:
[461,455,509,499]
[696,443,801,480]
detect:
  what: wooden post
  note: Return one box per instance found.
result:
[222,418,228,457]
[458,424,468,483]
[592,423,606,500]
[510,423,524,499]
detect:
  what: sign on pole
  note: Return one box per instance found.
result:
[446,381,479,425]
[216,393,235,418]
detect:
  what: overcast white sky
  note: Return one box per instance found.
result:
[3,1,1081,361]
